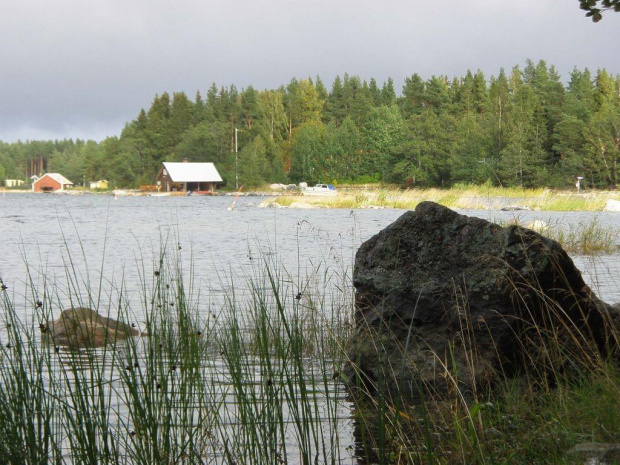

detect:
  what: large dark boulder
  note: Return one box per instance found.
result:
[344,201,620,402]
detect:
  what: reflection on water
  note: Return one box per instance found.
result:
[1,193,619,463]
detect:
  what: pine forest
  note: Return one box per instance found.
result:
[2,59,619,191]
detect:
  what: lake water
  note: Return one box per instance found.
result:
[2,193,620,306]
[1,194,401,312]
[1,192,619,463]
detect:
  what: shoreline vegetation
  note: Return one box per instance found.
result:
[3,184,620,212]
[263,184,620,212]
[0,227,619,464]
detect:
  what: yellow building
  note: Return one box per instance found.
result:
[89,180,109,190]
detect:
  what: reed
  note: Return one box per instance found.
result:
[501,217,620,255]
[545,218,620,255]
[0,224,618,464]
[0,232,356,464]
[267,184,620,212]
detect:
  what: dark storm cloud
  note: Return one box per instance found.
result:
[0,0,618,142]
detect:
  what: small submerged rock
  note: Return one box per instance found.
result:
[604,199,620,212]
[289,201,318,209]
[501,205,534,211]
[45,307,140,348]
[259,199,284,208]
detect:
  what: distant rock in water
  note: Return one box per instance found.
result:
[344,201,620,403]
[46,307,140,347]
[604,199,620,212]
[500,205,533,211]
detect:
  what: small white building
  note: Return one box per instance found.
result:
[156,161,223,193]
[4,179,24,188]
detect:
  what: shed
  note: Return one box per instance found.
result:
[89,180,109,190]
[32,173,74,192]
[156,161,223,193]
[4,179,24,188]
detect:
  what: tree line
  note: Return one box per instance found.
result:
[1,59,619,190]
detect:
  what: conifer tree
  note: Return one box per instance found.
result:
[350,79,373,126]
[313,75,328,101]
[257,90,287,142]
[324,75,347,126]
[206,83,220,119]
[240,86,259,130]
[192,91,209,125]
[362,105,404,181]
[368,78,381,107]
[381,78,397,106]
[423,76,451,113]
[400,73,425,116]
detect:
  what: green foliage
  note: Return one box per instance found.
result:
[323,117,362,180]
[545,218,620,254]
[394,109,456,185]
[363,105,405,182]
[579,0,620,21]
[582,102,620,187]
[238,135,271,188]
[289,122,326,183]
[1,62,620,191]
[287,78,324,128]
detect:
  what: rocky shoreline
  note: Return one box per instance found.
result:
[4,186,620,212]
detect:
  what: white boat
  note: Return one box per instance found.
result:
[302,184,338,196]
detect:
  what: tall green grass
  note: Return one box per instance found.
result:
[546,218,620,255]
[502,217,620,255]
[0,225,619,464]
[0,235,355,464]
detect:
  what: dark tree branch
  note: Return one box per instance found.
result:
[579,0,620,22]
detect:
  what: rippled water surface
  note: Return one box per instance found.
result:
[1,192,619,463]
[1,194,402,316]
[2,194,619,306]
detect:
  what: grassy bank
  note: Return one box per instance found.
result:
[0,233,619,464]
[264,184,620,212]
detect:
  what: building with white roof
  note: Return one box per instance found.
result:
[32,173,74,192]
[156,160,223,193]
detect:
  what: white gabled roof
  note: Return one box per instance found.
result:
[38,173,74,185]
[163,162,223,183]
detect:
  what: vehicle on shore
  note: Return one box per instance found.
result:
[302,183,337,196]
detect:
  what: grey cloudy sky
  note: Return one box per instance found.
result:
[1,0,619,142]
